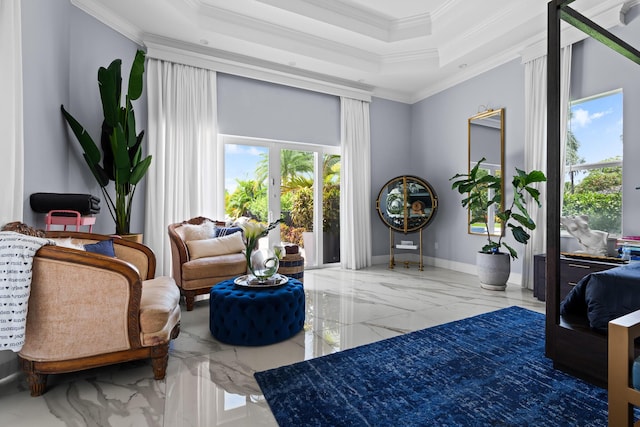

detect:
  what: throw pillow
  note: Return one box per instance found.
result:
[84,239,116,257]
[186,232,245,260]
[53,237,86,251]
[182,221,216,242]
[214,226,243,238]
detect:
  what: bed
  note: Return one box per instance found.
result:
[561,263,640,333]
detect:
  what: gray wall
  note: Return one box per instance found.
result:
[409,59,525,271]
[22,0,71,227]
[370,98,412,256]
[217,73,340,146]
[22,0,144,235]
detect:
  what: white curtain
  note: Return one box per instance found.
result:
[522,46,572,289]
[145,59,218,276]
[0,0,23,225]
[340,97,372,269]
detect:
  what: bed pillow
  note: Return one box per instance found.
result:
[84,239,116,257]
[186,232,245,260]
[560,276,589,318]
[584,263,640,331]
[181,222,216,242]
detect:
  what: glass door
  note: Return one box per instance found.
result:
[221,136,340,267]
[279,148,316,266]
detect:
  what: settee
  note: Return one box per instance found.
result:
[18,231,181,396]
[168,217,247,311]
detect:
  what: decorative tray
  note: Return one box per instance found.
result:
[234,274,289,288]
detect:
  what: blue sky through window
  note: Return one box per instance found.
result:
[569,90,623,165]
[225,144,266,193]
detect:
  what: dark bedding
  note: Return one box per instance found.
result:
[560,262,640,332]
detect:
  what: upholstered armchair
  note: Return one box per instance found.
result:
[19,231,181,397]
[168,217,247,311]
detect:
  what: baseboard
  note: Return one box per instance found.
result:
[372,254,524,287]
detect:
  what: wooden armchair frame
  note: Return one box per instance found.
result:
[18,232,180,396]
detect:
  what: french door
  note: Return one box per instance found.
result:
[219,135,340,267]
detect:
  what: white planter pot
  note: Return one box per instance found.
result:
[302,232,315,267]
[476,252,511,291]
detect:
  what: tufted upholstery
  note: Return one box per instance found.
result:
[209,279,305,346]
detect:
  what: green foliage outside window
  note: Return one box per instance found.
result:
[562,163,622,235]
[224,152,340,248]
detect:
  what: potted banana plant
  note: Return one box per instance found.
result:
[61,49,150,240]
[450,158,546,290]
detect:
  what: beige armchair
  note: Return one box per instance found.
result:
[168,217,247,311]
[19,231,181,397]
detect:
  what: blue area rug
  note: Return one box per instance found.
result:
[255,306,609,426]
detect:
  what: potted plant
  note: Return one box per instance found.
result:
[61,49,150,240]
[450,157,546,290]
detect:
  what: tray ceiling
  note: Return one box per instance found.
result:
[72,0,630,103]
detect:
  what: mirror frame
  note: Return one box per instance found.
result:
[467,108,505,236]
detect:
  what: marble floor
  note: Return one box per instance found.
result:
[0,264,545,426]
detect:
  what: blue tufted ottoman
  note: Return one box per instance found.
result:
[209,278,305,346]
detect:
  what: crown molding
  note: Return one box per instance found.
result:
[438,3,535,68]
[144,36,373,102]
[71,0,143,45]
[196,3,441,74]
[430,0,464,22]
[255,0,431,42]
[70,0,634,106]
[196,3,381,72]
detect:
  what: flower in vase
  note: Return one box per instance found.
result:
[237,218,282,272]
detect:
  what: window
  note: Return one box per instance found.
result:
[563,89,623,235]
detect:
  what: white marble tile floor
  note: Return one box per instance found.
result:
[0,264,545,426]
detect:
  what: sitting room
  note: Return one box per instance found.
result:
[2,0,640,425]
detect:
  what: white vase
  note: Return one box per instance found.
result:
[476,252,510,291]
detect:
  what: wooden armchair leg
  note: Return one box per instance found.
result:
[19,358,48,397]
[150,344,169,380]
[184,291,195,311]
[27,372,48,397]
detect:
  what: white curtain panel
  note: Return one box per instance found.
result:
[0,0,23,225]
[340,97,372,270]
[145,59,218,276]
[522,46,571,289]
